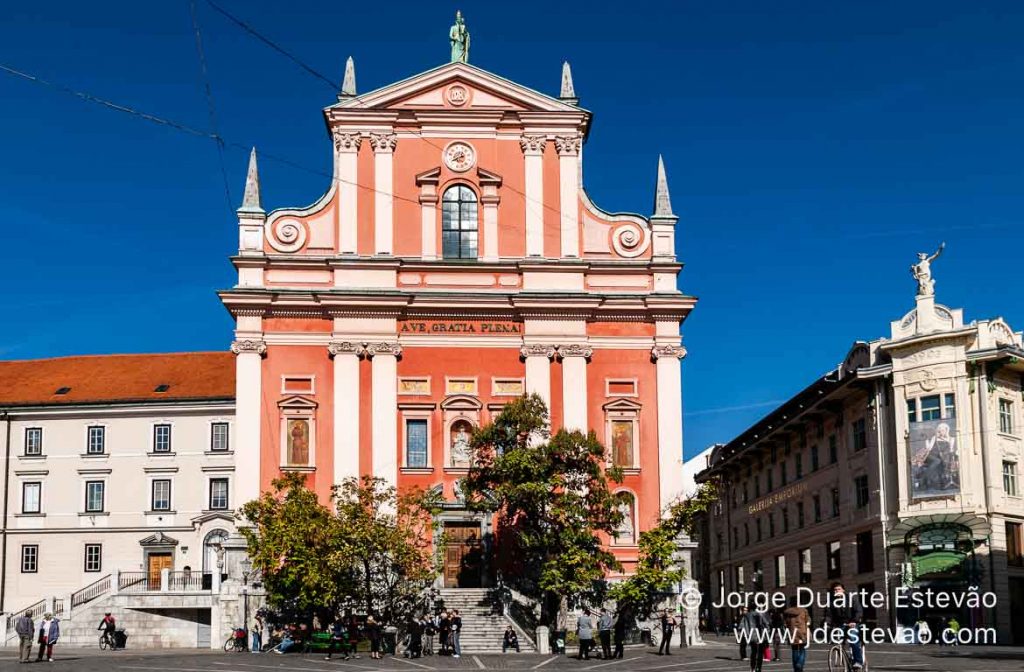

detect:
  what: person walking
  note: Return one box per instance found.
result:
[735,606,749,661]
[35,612,60,662]
[408,617,423,658]
[598,608,613,659]
[612,608,627,659]
[451,609,463,658]
[15,610,34,663]
[325,618,348,661]
[251,614,263,653]
[783,597,810,672]
[365,616,383,659]
[740,606,770,672]
[770,608,783,661]
[576,609,595,660]
[658,609,676,656]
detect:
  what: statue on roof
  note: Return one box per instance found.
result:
[450,10,470,63]
[910,242,945,297]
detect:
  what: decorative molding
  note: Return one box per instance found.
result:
[519,134,547,154]
[520,344,557,360]
[365,341,403,358]
[651,344,687,360]
[611,222,651,258]
[558,344,593,359]
[553,135,581,156]
[230,340,267,356]
[333,131,363,152]
[327,341,365,357]
[369,132,398,153]
[265,218,308,253]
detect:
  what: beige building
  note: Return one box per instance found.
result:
[697,255,1024,645]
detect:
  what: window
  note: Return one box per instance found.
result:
[732,526,738,549]
[769,514,775,538]
[756,517,763,542]
[22,482,41,514]
[832,487,841,518]
[813,495,822,523]
[943,393,956,419]
[829,434,838,464]
[211,422,230,451]
[85,481,105,513]
[87,426,105,454]
[441,185,478,259]
[856,531,874,573]
[810,445,819,471]
[775,554,787,587]
[151,479,171,511]
[84,544,102,573]
[606,380,637,397]
[754,472,761,498]
[405,419,428,468]
[855,475,870,509]
[906,399,917,425]
[780,461,787,486]
[744,523,750,546]
[799,548,812,584]
[782,506,790,534]
[797,502,805,528]
[921,395,941,421]
[752,560,764,591]
[736,566,745,590]
[282,376,314,394]
[1000,399,1014,434]
[852,418,867,452]
[770,444,778,463]
[153,424,172,453]
[1003,461,1019,497]
[827,540,842,579]
[24,428,42,456]
[766,469,773,492]
[21,545,38,573]
[743,483,749,503]
[795,453,804,479]
[209,478,229,510]
[1007,522,1023,568]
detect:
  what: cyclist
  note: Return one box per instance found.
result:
[98,612,117,649]
[826,582,864,670]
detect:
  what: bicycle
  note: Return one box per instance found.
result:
[98,630,116,650]
[224,627,248,652]
[827,640,868,672]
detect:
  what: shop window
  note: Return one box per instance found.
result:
[752,560,764,591]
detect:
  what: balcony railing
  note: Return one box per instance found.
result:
[117,569,210,593]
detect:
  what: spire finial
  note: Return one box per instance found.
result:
[653,154,674,218]
[239,147,263,213]
[559,61,578,105]
[341,56,356,97]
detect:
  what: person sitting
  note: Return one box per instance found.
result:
[272,625,297,654]
[502,626,520,653]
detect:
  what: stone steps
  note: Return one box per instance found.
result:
[430,589,536,653]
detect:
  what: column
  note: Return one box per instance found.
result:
[558,344,591,431]
[231,339,266,506]
[554,135,581,258]
[370,133,397,255]
[367,342,401,486]
[521,345,556,411]
[520,135,546,257]
[333,131,362,254]
[653,344,687,508]
[329,341,364,485]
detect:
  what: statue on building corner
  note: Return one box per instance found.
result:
[910,242,945,297]
[450,11,470,63]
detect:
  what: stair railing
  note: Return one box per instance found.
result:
[70,574,112,609]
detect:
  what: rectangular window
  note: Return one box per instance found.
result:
[24,427,43,456]
[780,461,788,486]
[856,531,874,574]
[405,419,428,468]
[752,560,764,591]
[85,481,105,513]
[799,547,812,584]
[756,517,763,542]
[855,475,870,509]
[766,469,773,492]
[782,506,790,533]
[921,395,941,421]
[769,514,775,538]
[943,393,956,419]
[832,487,841,518]
[775,554,786,587]
[211,422,230,451]
[209,478,229,510]
[797,502,805,528]
[754,472,761,498]
[795,453,804,479]
[810,445,819,471]
[770,444,778,464]
[21,545,38,573]
[153,424,172,453]
[1007,522,1023,568]
[736,566,745,590]
[906,399,917,424]
[151,479,171,511]
[829,434,838,464]
[852,418,867,452]
[1000,399,1014,434]
[732,526,738,549]
[87,426,105,454]
[744,523,750,546]
[606,380,637,397]
[1003,461,1019,497]
[813,495,822,523]
[282,376,314,394]
[84,544,102,573]
[827,540,842,579]
[22,482,41,514]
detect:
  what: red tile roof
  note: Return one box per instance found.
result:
[0,352,235,407]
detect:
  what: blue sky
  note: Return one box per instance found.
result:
[2,1,1023,456]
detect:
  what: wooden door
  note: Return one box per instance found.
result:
[444,523,482,588]
[147,553,173,590]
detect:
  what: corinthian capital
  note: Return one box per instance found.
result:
[557,344,593,359]
[553,135,581,156]
[230,339,267,356]
[327,341,365,357]
[365,341,402,358]
[651,345,687,361]
[368,133,398,153]
[333,131,363,152]
[520,344,557,360]
[519,134,547,154]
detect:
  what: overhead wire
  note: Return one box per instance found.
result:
[190,0,234,216]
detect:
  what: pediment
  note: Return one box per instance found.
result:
[330,62,586,114]
[278,394,318,410]
[440,394,483,411]
[602,397,643,412]
[139,531,179,547]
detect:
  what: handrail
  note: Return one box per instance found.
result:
[71,574,111,608]
[5,598,45,632]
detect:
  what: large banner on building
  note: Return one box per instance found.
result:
[909,418,960,498]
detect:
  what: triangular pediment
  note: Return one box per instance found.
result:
[330,62,587,114]
[602,397,643,412]
[139,531,179,547]
[278,394,318,410]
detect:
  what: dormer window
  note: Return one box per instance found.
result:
[54,387,71,395]
[442,185,478,259]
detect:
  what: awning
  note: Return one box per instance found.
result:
[888,512,992,542]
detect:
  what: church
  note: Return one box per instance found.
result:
[219,29,694,587]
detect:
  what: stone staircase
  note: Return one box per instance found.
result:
[435,588,536,654]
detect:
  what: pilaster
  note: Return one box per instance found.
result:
[653,344,687,509]
[520,135,546,257]
[366,341,401,486]
[558,344,592,431]
[329,341,365,486]
[521,344,556,411]
[369,133,398,256]
[554,136,581,259]
[231,338,267,506]
[333,131,362,255]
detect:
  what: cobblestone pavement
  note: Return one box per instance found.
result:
[3,636,1024,671]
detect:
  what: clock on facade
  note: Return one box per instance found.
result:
[443,141,476,172]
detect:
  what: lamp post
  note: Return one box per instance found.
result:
[240,558,252,651]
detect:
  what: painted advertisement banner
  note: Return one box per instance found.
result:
[910,417,960,499]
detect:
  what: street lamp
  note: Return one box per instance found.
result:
[240,558,252,651]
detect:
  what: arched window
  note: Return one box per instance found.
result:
[442,185,478,259]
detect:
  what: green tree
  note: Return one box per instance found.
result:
[461,394,625,624]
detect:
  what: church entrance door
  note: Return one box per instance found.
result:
[443,521,482,588]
